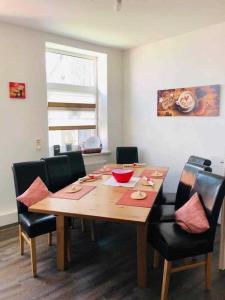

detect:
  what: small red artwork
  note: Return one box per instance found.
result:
[9,82,26,99]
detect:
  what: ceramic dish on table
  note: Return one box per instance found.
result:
[78,174,102,183]
[151,171,163,177]
[123,163,146,168]
[67,185,82,193]
[131,191,147,200]
[84,136,101,148]
[112,169,134,183]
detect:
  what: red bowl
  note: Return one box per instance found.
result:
[112,169,134,183]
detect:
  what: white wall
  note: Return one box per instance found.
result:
[123,22,225,193]
[2,20,225,227]
[0,22,123,226]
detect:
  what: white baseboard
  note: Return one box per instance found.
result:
[0,211,17,227]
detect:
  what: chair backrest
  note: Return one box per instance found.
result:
[175,162,209,209]
[116,146,139,164]
[190,171,225,243]
[59,151,86,181]
[12,161,49,214]
[188,155,211,167]
[41,156,72,193]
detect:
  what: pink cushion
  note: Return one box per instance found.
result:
[17,177,50,207]
[175,192,210,234]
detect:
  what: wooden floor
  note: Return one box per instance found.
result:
[0,221,225,300]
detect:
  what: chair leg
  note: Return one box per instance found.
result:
[19,225,24,255]
[48,232,52,246]
[161,260,172,300]
[81,218,86,232]
[205,253,212,290]
[153,249,160,268]
[67,227,72,263]
[30,238,37,277]
[90,221,96,241]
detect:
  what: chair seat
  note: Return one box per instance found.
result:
[19,213,56,238]
[149,222,212,261]
[163,193,176,205]
[159,205,176,222]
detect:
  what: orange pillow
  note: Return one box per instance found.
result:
[17,177,50,207]
[175,192,210,234]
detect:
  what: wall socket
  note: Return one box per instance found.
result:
[36,139,41,151]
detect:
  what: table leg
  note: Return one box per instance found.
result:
[219,201,225,269]
[56,215,68,271]
[137,222,148,288]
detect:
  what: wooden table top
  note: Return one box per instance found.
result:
[29,164,168,224]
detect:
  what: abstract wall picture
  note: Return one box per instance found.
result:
[9,82,26,99]
[157,85,220,116]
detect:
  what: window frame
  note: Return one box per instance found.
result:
[46,47,99,140]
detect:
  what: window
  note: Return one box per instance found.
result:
[46,49,98,152]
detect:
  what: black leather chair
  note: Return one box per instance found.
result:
[188,155,211,167]
[156,163,208,222]
[116,146,139,164]
[59,151,86,181]
[41,156,72,192]
[149,171,225,300]
[12,161,56,277]
[56,152,95,240]
[163,159,212,206]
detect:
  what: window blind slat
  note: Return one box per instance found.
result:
[49,125,96,131]
[48,102,96,109]
[47,83,96,94]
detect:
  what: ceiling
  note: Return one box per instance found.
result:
[0,0,225,49]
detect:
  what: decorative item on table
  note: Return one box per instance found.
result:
[112,169,134,183]
[64,132,74,152]
[157,85,220,117]
[9,82,26,99]
[82,136,102,154]
[53,145,60,156]
[131,190,147,200]
[141,176,154,186]
[123,162,146,168]
[66,143,72,152]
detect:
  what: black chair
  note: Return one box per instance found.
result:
[156,163,208,222]
[12,161,56,277]
[149,171,225,300]
[41,156,72,192]
[59,151,86,181]
[116,146,139,164]
[56,152,95,240]
[188,155,211,167]
[163,161,212,206]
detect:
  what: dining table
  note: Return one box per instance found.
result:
[29,164,168,288]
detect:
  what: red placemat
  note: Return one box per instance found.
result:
[140,169,168,179]
[116,190,157,208]
[51,185,96,200]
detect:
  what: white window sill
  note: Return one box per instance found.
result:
[82,150,111,157]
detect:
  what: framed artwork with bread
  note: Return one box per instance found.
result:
[157,84,220,117]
